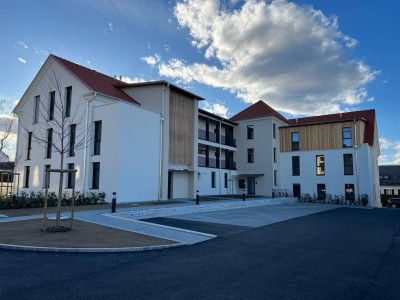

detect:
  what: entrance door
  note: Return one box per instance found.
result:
[247,177,255,195]
[293,184,301,200]
[168,171,173,199]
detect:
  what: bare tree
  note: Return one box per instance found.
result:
[20,69,91,228]
[0,98,18,160]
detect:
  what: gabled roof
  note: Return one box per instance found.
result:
[230,100,288,123]
[198,108,237,126]
[286,109,376,146]
[115,80,205,100]
[51,55,140,105]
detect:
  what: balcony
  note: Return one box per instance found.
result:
[221,135,236,147]
[198,156,236,170]
[198,129,236,147]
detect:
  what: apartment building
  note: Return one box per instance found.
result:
[197,109,237,196]
[379,165,400,196]
[13,55,202,203]
[279,110,381,207]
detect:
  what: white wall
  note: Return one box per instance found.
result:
[197,167,237,196]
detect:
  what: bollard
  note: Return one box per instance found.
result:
[111,192,117,213]
[242,190,246,201]
[196,190,200,205]
[272,189,275,199]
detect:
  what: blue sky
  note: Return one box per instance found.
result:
[1,0,399,164]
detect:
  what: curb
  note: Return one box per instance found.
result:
[0,242,187,253]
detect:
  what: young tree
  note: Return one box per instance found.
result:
[0,98,18,160]
[20,69,90,228]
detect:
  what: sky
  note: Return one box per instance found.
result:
[0,0,399,164]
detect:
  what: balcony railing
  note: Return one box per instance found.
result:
[198,156,236,170]
[221,135,236,147]
[198,129,236,147]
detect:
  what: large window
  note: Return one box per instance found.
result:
[49,91,55,121]
[273,123,277,139]
[67,163,75,189]
[43,164,51,188]
[211,171,216,188]
[316,155,325,175]
[34,95,40,124]
[92,162,100,189]
[46,128,53,159]
[94,121,102,155]
[345,184,355,201]
[247,125,254,139]
[291,132,299,151]
[247,148,254,163]
[24,166,30,188]
[343,154,353,175]
[65,86,72,117]
[69,124,76,156]
[317,184,326,200]
[27,131,32,160]
[342,127,352,148]
[292,156,300,176]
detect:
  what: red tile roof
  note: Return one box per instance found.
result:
[286,109,376,146]
[51,55,140,105]
[230,100,288,123]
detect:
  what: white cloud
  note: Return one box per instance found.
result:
[108,22,114,32]
[18,41,28,49]
[18,58,26,63]
[155,0,377,115]
[379,137,400,165]
[201,101,229,118]
[119,76,146,83]
[141,54,161,66]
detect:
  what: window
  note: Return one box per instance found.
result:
[69,124,76,156]
[198,149,206,155]
[247,148,254,163]
[211,171,216,188]
[343,154,353,175]
[43,165,51,188]
[34,95,40,124]
[342,127,352,148]
[46,128,53,159]
[292,156,300,176]
[49,91,55,121]
[317,184,326,200]
[345,184,355,201]
[247,125,254,139]
[27,132,32,160]
[65,86,72,117]
[291,132,299,151]
[274,170,278,186]
[273,123,277,139]
[67,163,75,189]
[224,173,228,188]
[92,162,100,189]
[316,155,325,175]
[94,121,102,155]
[273,147,277,163]
[24,166,30,188]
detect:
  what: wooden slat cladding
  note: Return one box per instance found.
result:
[169,90,194,165]
[280,120,365,152]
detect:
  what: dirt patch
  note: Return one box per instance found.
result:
[0,218,177,248]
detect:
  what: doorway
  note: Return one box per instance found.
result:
[247,177,255,195]
[293,184,301,200]
[168,171,173,199]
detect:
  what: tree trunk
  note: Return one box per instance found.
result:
[55,154,64,227]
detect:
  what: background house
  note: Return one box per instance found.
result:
[379,165,400,196]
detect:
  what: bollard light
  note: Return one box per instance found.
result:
[111,192,117,213]
[196,190,200,205]
[242,189,246,201]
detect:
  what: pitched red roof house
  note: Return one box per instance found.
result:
[230,100,288,123]
[51,55,140,105]
[286,109,376,146]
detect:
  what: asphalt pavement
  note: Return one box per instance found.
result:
[1,206,399,299]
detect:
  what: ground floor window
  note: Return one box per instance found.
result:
[211,171,216,188]
[24,166,30,188]
[317,184,326,200]
[43,165,51,188]
[345,184,355,200]
[224,173,228,188]
[274,170,277,186]
[67,163,75,189]
[92,162,100,189]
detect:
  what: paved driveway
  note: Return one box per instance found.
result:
[1,206,399,299]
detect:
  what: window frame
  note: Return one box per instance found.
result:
[65,86,72,117]
[211,171,216,188]
[27,131,32,160]
[273,147,277,163]
[67,163,75,189]
[92,162,100,189]
[69,124,76,157]
[34,95,40,124]
[24,166,30,188]
[292,156,300,176]
[291,132,299,151]
[247,125,254,139]
[343,154,354,175]
[345,183,355,201]
[93,121,102,155]
[49,91,55,121]
[342,127,352,148]
[43,164,51,188]
[46,128,53,159]
[316,155,325,176]
[317,184,326,200]
[273,123,277,139]
[247,148,254,163]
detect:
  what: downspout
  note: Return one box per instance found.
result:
[82,92,96,192]
[219,120,222,196]
[354,119,360,200]
[158,84,168,201]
